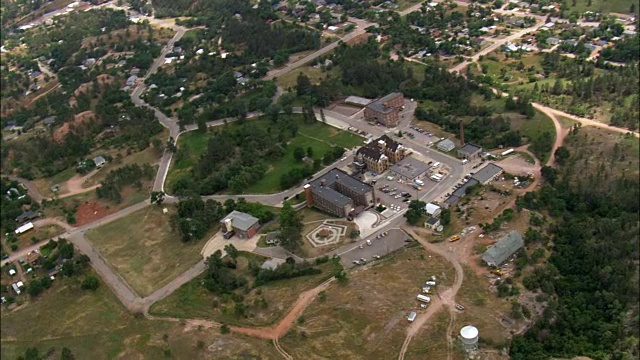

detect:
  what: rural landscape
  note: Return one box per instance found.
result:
[0,0,638,359]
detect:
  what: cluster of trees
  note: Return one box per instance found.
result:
[203,249,248,294]
[510,128,639,359]
[278,201,303,251]
[170,197,227,242]
[404,200,426,225]
[0,177,36,233]
[96,164,155,203]
[12,346,76,360]
[600,34,639,63]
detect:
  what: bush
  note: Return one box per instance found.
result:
[81,275,100,291]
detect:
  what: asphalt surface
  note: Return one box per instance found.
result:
[339,228,410,268]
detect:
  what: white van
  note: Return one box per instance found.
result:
[431,162,440,168]
[366,239,372,246]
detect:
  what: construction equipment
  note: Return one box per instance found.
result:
[490,269,502,276]
[449,235,461,242]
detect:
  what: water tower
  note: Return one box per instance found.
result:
[460,325,479,353]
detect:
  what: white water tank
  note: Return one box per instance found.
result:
[224,218,233,232]
[460,325,479,351]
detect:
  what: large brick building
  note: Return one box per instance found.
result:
[304,168,374,218]
[355,135,406,173]
[364,93,404,127]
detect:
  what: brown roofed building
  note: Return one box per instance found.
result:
[364,92,404,127]
[355,135,406,173]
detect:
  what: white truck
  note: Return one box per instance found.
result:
[416,294,431,303]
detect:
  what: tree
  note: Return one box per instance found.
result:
[540,166,558,185]
[404,200,426,225]
[278,201,302,250]
[220,324,230,334]
[296,73,311,96]
[441,208,451,225]
[293,147,305,161]
[61,347,75,360]
[197,117,207,133]
[554,146,570,165]
[151,191,165,205]
[81,275,100,291]
[224,244,239,260]
[306,147,314,158]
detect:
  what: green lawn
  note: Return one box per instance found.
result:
[167,116,363,194]
[0,275,279,359]
[567,0,635,14]
[518,110,555,141]
[85,206,207,297]
[275,66,338,89]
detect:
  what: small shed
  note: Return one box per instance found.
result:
[425,203,441,217]
[93,156,107,168]
[424,217,441,230]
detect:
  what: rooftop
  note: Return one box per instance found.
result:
[452,178,479,198]
[366,92,402,114]
[425,217,439,225]
[221,210,260,231]
[482,230,524,266]
[389,156,430,179]
[458,143,482,155]
[471,163,503,183]
[345,95,373,107]
[437,138,456,151]
[310,168,372,196]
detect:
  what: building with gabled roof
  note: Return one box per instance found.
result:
[482,230,524,267]
[220,210,260,239]
[355,135,406,173]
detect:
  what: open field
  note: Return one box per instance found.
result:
[0,276,279,359]
[567,0,635,14]
[149,254,342,327]
[85,206,206,297]
[167,116,363,194]
[404,309,465,360]
[275,65,338,89]
[278,245,456,359]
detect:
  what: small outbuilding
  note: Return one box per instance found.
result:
[436,139,456,152]
[425,203,441,217]
[93,156,107,168]
[457,143,482,160]
[424,217,441,230]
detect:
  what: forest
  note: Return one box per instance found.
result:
[510,128,639,359]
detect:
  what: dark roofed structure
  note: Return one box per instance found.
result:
[305,168,374,217]
[482,231,524,266]
[471,163,503,184]
[457,143,482,159]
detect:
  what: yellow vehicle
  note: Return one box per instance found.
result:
[449,235,461,242]
[490,269,502,276]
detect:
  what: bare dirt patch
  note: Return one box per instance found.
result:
[497,154,538,178]
[74,201,112,226]
[54,110,97,142]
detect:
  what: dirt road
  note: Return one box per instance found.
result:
[398,228,464,360]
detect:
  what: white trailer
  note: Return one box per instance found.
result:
[415,179,425,186]
[407,311,417,322]
[417,294,431,303]
[501,148,514,156]
[14,222,34,235]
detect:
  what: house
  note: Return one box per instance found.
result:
[125,75,138,87]
[542,22,555,29]
[93,156,107,168]
[304,168,374,218]
[220,211,260,239]
[584,43,597,52]
[471,163,503,185]
[83,58,96,67]
[424,217,441,230]
[364,93,404,127]
[15,211,39,224]
[482,230,524,267]
[565,39,579,47]
[436,139,456,152]
[43,116,56,126]
[425,203,441,217]
[355,135,406,174]
[389,156,430,181]
[457,143,482,160]
[546,37,561,46]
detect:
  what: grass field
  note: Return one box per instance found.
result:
[0,275,279,359]
[85,206,207,297]
[83,144,165,187]
[167,116,363,194]
[149,254,342,327]
[567,0,635,14]
[405,310,465,360]
[278,245,456,359]
[275,66,338,89]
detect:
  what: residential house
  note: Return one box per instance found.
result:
[425,203,441,217]
[126,75,138,87]
[364,92,404,127]
[220,211,260,239]
[304,168,374,218]
[15,211,39,224]
[546,37,561,46]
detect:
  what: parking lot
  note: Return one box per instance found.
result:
[403,125,445,147]
[339,229,411,268]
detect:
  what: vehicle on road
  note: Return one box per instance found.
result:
[449,235,461,242]
[360,258,366,263]
[404,238,412,243]
[373,255,381,259]
[359,244,364,249]
[353,260,360,265]
[366,239,372,245]
[455,304,465,311]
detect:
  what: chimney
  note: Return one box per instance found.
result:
[460,122,465,146]
[304,184,313,207]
